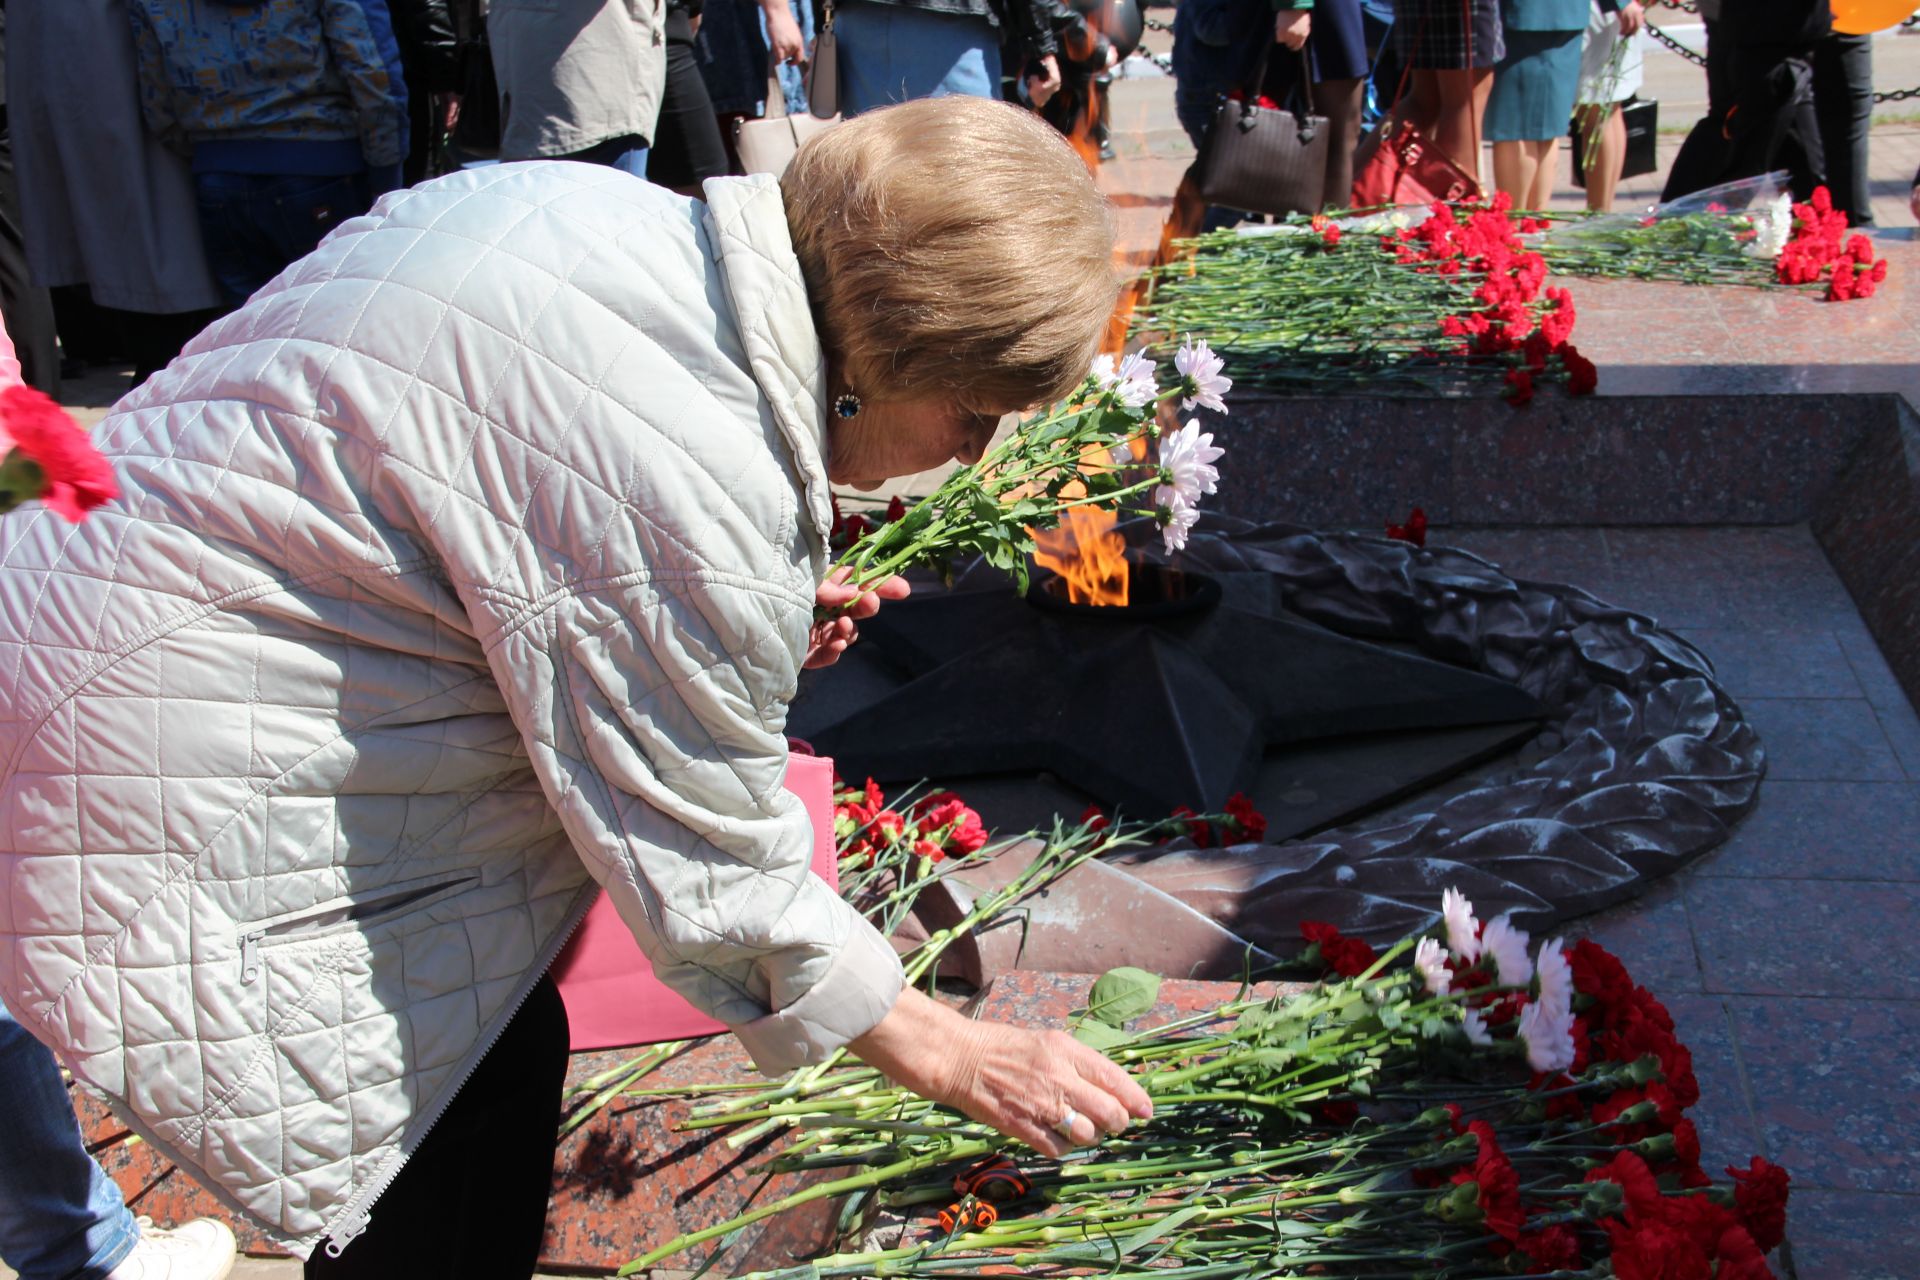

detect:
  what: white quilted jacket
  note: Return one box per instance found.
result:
[0,165,904,1255]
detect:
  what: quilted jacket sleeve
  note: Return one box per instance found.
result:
[478,568,904,1076]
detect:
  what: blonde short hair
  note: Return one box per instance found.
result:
[782,96,1120,411]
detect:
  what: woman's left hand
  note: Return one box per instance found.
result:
[1617,1,1645,37]
[807,569,910,668]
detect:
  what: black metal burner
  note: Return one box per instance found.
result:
[791,554,1548,842]
[1030,564,1223,621]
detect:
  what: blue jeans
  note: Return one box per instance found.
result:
[0,1000,139,1280]
[194,170,375,308]
[834,3,1002,116]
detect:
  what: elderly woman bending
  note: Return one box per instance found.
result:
[0,98,1147,1273]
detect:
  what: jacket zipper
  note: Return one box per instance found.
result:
[238,874,480,986]
[318,880,601,1257]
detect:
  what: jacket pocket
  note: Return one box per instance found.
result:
[238,872,480,985]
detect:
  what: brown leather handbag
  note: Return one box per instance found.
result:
[1194,47,1330,218]
[1349,1,1484,207]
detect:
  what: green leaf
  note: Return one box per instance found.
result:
[1071,1019,1133,1049]
[1086,966,1162,1027]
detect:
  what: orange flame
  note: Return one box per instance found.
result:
[1034,504,1130,606]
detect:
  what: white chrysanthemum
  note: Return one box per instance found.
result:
[1157,489,1200,554]
[1461,1008,1493,1047]
[1093,350,1161,409]
[1747,192,1793,260]
[1441,887,1481,963]
[1481,916,1534,988]
[1174,336,1232,414]
[1414,937,1452,997]
[1517,1000,1576,1074]
[1157,419,1224,506]
[1534,937,1573,1020]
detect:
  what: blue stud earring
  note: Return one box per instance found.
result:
[834,393,862,419]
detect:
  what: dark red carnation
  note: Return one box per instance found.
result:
[1450,1120,1524,1244]
[885,495,907,522]
[1518,1222,1581,1273]
[1726,1156,1790,1252]
[1169,805,1213,847]
[1079,804,1110,833]
[1586,1150,1665,1224]
[1299,920,1378,978]
[1221,791,1267,843]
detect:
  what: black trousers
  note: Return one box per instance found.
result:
[1811,32,1873,225]
[0,106,58,397]
[305,975,571,1279]
[648,26,733,192]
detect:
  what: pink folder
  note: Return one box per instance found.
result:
[550,752,841,1051]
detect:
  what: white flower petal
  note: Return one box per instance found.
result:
[1441,887,1481,963]
[1174,336,1233,415]
[1482,917,1533,989]
[1158,419,1226,506]
[1414,937,1452,997]
[1461,1008,1493,1047]
[1518,1000,1576,1074]
[1534,937,1573,1021]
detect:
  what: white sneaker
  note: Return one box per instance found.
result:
[105,1216,238,1280]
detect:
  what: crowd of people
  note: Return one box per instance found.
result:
[0,3,1911,1280]
[1172,0,1905,223]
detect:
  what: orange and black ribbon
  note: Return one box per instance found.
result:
[952,1154,1032,1203]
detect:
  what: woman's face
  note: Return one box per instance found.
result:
[826,397,1013,491]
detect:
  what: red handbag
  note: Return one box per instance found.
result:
[1350,116,1481,206]
[1348,0,1484,207]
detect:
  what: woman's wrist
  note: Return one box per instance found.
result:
[848,985,970,1101]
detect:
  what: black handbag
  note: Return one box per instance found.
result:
[1195,46,1330,218]
[1572,96,1659,186]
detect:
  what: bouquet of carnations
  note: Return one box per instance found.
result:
[827,339,1231,596]
[1137,194,1596,404]
[1535,175,1888,303]
[618,862,1790,1280]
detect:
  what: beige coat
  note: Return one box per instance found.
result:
[489,0,667,159]
[0,167,903,1255]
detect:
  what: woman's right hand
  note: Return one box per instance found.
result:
[1617,0,1645,37]
[1275,8,1312,51]
[850,987,1154,1157]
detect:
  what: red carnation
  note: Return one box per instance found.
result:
[1079,804,1110,833]
[912,838,945,862]
[1300,920,1379,978]
[1451,1120,1524,1244]
[1726,1157,1790,1252]
[1221,791,1267,843]
[0,383,119,521]
[1504,368,1535,406]
[885,495,907,522]
[1586,1150,1665,1224]
[1561,345,1599,396]
[1386,506,1428,546]
[915,793,988,857]
[1605,1219,1711,1280]
[1169,805,1213,847]
[1518,1222,1581,1273]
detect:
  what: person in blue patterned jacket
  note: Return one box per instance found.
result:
[128,0,409,308]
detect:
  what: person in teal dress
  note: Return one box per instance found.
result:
[1484,0,1589,207]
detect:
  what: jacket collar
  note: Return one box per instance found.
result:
[700,174,835,564]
